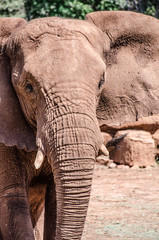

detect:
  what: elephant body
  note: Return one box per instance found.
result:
[0,11,159,240]
[92,11,159,128]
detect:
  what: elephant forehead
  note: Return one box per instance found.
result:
[23,36,106,85]
[9,17,107,57]
[24,17,98,37]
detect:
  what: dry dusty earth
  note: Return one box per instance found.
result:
[82,164,159,240]
[36,164,159,240]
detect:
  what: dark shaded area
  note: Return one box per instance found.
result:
[106,133,128,152]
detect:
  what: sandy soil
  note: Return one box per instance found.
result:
[35,164,159,240]
[82,164,159,240]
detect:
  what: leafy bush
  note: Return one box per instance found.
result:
[24,0,125,20]
[0,0,158,19]
[0,0,25,18]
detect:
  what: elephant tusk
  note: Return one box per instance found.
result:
[100,144,109,156]
[34,148,44,169]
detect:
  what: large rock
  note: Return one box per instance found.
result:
[110,130,156,167]
[152,129,159,164]
[100,114,159,134]
[152,129,159,147]
[101,132,112,145]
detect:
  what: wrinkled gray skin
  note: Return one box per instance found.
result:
[0,11,159,240]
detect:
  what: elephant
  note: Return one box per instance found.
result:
[0,11,159,240]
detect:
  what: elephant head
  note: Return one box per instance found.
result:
[0,11,159,239]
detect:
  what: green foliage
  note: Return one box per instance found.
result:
[143,1,159,17]
[96,0,123,11]
[125,0,158,18]
[24,0,126,20]
[57,1,93,19]
[0,0,25,18]
[144,4,156,17]
[0,0,158,20]
[24,0,93,20]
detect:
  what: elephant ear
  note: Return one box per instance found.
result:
[0,18,37,151]
[86,11,159,130]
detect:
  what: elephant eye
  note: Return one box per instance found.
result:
[98,73,105,89]
[25,83,34,93]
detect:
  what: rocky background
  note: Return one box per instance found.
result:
[98,114,159,169]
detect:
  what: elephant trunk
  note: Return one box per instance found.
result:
[37,108,102,239]
[54,143,95,239]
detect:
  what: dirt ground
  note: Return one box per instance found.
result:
[82,164,159,240]
[35,163,159,240]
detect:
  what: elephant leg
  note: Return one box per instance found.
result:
[44,174,56,240]
[0,229,2,240]
[0,144,34,240]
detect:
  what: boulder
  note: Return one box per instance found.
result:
[101,132,112,145]
[100,114,159,134]
[152,129,159,147]
[110,130,156,167]
[152,129,159,164]
[96,154,109,165]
